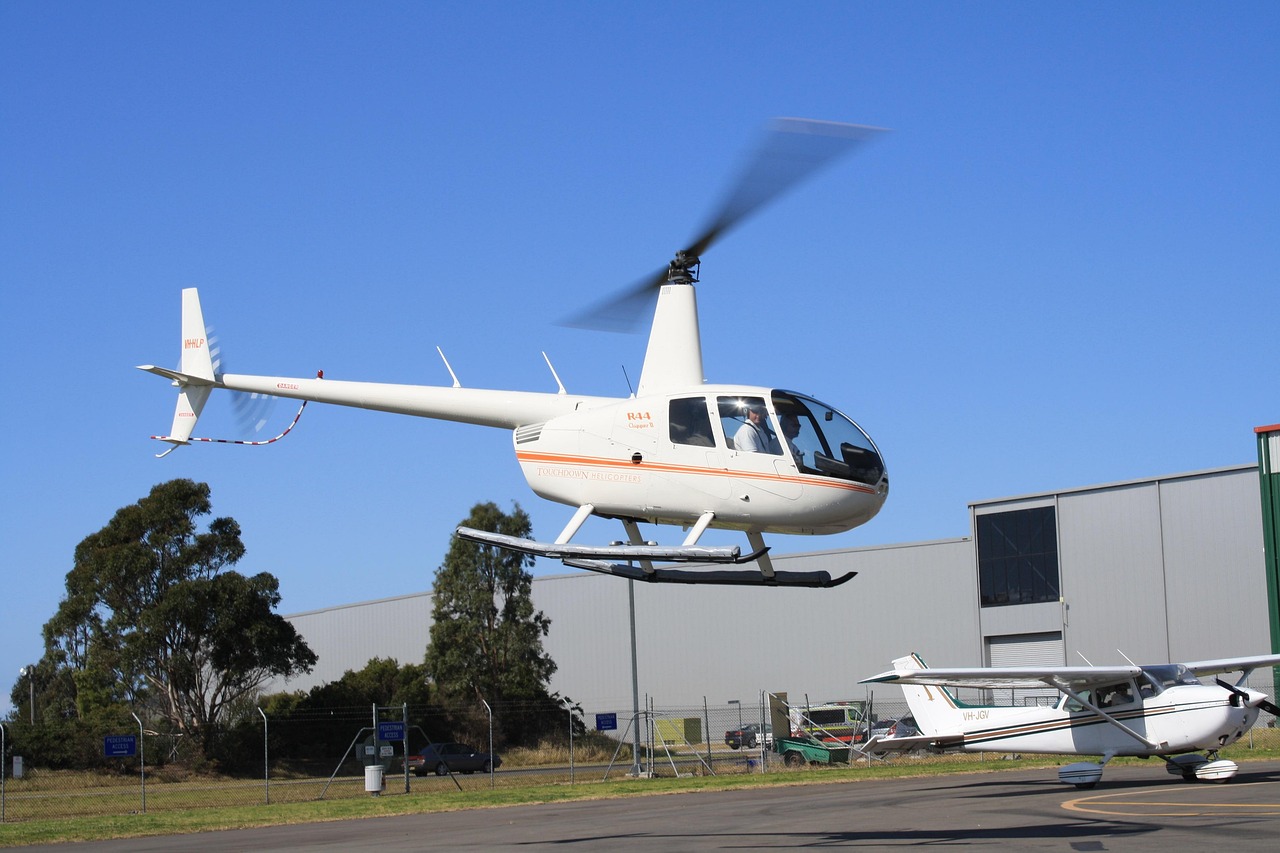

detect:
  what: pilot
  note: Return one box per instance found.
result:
[734,403,781,454]
[780,413,804,467]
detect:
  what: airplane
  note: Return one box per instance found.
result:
[860,652,1280,788]
[139,118,890,588]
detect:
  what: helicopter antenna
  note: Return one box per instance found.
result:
[622,364,635,397]
[437,346,462,388]
[541,351,566,394]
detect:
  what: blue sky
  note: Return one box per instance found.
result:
[3,2,1277,713]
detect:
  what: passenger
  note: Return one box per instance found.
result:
[734,403,781,454]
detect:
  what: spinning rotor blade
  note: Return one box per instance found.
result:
[683,118,886,264]
[566,118,887,332]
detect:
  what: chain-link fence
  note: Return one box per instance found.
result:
[2,683,1277,824]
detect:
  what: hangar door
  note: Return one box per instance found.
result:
[986,632,1063,706]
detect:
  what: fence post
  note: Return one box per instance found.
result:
[131,712,146,814]
[2,721,6,823]
[258,707,269,804]
[481,698,494,789]
[703,698,711,771]
[567,700,575,785]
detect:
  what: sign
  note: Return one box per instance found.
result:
[104,735,137,757]
[377,721,406,741]
[595,712,617,732]
[380,745,394,758]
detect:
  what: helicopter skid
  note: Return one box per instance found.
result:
[455,526,762,564]
[562,558,855,587]
[454,525,853,586]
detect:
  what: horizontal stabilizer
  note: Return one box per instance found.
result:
[561,558,855,587]
[137,364,216,386]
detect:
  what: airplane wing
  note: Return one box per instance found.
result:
[1181,654,1280,678]
[861,665,1142,691]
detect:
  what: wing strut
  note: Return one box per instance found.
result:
[1048,678,1164,750]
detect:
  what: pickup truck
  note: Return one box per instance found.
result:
[724,723,773,750]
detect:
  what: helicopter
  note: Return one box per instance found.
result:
[140,118,890,588]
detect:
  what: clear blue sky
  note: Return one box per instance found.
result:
[3,2,1277,714]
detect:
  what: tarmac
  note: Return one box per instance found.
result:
[36,759,1280,851]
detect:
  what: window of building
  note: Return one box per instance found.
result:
[976,506,1060,607]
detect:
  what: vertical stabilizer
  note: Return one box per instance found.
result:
[637,284,704,396]
[141,288,217,453]
[892,653,964,737]
[180,288,216,381]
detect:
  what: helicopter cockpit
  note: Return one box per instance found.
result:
[680,390,885,486]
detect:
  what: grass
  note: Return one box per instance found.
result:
[3,740,1277,847]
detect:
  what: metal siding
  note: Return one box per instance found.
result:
[274,593,433,692]
[265,465,1273,715]
[1058,483,1170,665]
[1158,469,1268,661]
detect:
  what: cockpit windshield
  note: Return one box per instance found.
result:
[1140,664,1201,694]
[771,391,885,486]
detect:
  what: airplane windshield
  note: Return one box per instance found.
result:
[771,391,885,486]
[1140,664,1200,691]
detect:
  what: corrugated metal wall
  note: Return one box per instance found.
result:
[269,464,1270,715]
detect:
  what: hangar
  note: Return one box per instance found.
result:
[270,443,1280,717]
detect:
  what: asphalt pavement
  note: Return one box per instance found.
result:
[33,760,1280,851]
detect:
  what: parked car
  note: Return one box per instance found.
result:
[724,723,773,750]
[408,742,502,776]
[868,715,920,741]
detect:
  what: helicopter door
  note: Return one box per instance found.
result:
[717,395,801,501]
[666,396,730,501]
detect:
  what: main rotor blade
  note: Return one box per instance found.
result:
[562,265,667,332]
[681,118,888,262]
[564,118,887,333]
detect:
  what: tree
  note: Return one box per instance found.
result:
[424,502,557,742]
[37,479,316,752]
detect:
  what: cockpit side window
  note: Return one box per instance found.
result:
[1095,682,1136,708]
[669,397,715,447]
[718,396,782,455]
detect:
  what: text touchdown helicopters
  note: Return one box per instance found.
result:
[861,652,1280,787]
[141,118,890,588]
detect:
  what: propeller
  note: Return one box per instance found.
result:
[209,331,278,437]
[1215,677,1280,717]
[565,118,888,331]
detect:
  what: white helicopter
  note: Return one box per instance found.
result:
[860,652,1280,788]
[140,119,890,587]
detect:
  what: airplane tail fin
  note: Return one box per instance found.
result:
[137,288,218,457]
[891,653,966,737]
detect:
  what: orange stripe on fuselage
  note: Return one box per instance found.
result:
[515,450,879,494]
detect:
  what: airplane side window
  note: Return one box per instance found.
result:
[1097,683,1135,708]
[669,397,715,447]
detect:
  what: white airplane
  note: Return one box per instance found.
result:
[139,119,890,587]
[860,652,1280,788]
